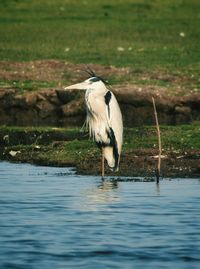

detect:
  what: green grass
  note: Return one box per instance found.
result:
[0,79,56,93]
[124,124,200,151]
[0,0,199,74]
[1,124,199,151]
[1,125,199,164]
[0,125,74,133]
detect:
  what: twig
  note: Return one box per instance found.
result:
[152,97,162,183]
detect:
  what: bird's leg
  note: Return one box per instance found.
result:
[101,147,105,180]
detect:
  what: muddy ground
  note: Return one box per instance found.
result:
[78,149,200,178]
[0,128,199,178]
[2,147,200,179]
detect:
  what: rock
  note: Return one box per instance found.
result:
[0,88,16,108]
[25,92,38,106]
[0,108,13,125]
[9,150,21,157]
[0,86,199,126]
[47,91,61,105]
[61,99,84,116]
[174,106,192,124]
[32,90,61,106]
[175,106,191,114]
[1,134,10,146]
[36,93,46,101]
[0,88,16,100]
[36,100,56,119]
[13,109,39,126]
[11,95,27,108]
[56,89,84,104]
[34,145,41,150]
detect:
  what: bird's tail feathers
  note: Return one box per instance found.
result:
[104,146,119,172]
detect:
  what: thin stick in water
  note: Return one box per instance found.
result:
[152,97,162,183]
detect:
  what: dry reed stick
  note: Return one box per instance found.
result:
[152,97,162,183]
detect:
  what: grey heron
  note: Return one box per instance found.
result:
[64,69,123,178]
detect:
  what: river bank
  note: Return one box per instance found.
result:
[0,125,199,178]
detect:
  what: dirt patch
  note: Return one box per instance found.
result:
[0,60,131,85]
[1,146,199,178]
[78,149,200,178]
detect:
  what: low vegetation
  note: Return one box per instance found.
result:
[0,125,199,177]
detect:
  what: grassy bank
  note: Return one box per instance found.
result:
[0,124,199,177]
[0,1,199,176]
[0,0,199,75]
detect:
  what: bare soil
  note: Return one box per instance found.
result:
[1,146,199,178]
[0,129,199,178]
[0,60,132,85]
[78,149,200,178]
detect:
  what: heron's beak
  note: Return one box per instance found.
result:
[64,82,87,90]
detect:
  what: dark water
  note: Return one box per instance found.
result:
[0,162,200,269]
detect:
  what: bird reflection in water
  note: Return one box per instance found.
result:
[81,179,120,210]
[98,179,118,191]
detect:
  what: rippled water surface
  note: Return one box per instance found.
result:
[0,162,200,269]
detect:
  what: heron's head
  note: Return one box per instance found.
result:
[64,68,108,91]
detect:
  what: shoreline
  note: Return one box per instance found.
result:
[0,126,199,178]
[1,152,199,179]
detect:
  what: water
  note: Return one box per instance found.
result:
[0,162,200,269]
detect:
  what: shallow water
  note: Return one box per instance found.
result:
[0,162,200,269]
